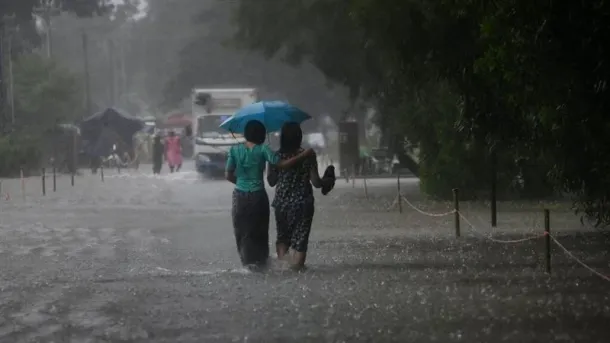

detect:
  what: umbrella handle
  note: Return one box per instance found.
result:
[230,131,240,144]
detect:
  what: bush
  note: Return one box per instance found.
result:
[0,134,43,177]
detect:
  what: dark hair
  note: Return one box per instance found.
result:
[279,122,303,153]
[244,120,266,145]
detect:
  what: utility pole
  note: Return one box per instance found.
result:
[119,37,127,107]
[7,31,14,125]
[0,19,5,131]
[82,31,91,117]
[107,38,115,106]
[34,0,59,58]
[0,14,14,130]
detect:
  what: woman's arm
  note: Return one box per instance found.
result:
[225,147,237,184]
[270,148,315,169]
[308,156,323,188]
[226,170,237,184]
[267,163,278,187]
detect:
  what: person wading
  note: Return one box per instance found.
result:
[165,131,182,172]
[152,134,163,174]
[225,120,313,270]
[267,122,334,271]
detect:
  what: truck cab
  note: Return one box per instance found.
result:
[192,88,257,177]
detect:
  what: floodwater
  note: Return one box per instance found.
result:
[0,164,608,342]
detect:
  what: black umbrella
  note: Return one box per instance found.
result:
[81,108,143,142]
[80,108,144,157]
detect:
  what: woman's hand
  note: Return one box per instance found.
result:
[303,148,316,157]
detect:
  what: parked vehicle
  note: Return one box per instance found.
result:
[191,88,257,178]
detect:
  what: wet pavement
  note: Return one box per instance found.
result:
[0,165,609,342]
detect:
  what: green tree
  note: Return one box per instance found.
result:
[0,53,83,176]
[12,53,83,132]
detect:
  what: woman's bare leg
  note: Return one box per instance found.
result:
[290,251,307,270]
[276,243,289,259]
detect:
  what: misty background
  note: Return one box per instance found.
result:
[49,0,350,121]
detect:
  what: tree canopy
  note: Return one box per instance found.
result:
[233,0,610,224]
[0,0,109,21]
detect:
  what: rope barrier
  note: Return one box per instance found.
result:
[457,211,546,244]
[400,195,456,217]
[548,234,610,282]
[6,166,608,283]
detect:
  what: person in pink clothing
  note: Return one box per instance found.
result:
[165,131,183,172]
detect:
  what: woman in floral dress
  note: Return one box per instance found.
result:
[267,122,330,270]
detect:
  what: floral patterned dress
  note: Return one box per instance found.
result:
[271,149,317,252]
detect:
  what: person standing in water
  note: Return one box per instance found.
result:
[165,131,182,172]
[267,122,331,271]
[152,134,163,174]
[225,120,313,270]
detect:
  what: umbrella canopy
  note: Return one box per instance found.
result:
[162,112,191,128]
[219,101,311,134]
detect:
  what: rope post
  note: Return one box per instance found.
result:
[41,168,46,196]
[363,172,368,199]
[20,167,25,201]
[397,173,402,213]
[100,164,104,182]
[351,164,356,188]
[71,172,75,187]
[52,165,56,192]
[544,209,551,274]
[453,188,460,237]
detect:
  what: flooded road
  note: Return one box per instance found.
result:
[0,165,608,342]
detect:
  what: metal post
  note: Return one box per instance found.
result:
[71,172,74,186]
[41,168,46,195]
[453,188,460,237]
[351,164,355,188]
[100,164,104,182]
[544,209,551,273]
[397,173,402,213]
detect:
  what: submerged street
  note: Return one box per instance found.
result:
[0,165,608,342]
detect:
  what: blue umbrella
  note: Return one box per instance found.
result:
[219,101,311,134]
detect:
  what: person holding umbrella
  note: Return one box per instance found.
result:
[225,120,313,270]
[221,101,314,271]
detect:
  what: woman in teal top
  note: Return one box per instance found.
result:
[226,120,312,270]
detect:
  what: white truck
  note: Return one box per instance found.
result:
[192,88,258,177]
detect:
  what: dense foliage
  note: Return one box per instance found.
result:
[0,0,109,20]
[233,0,610,224]
[0,0,105,176]
[0,53,83,176]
